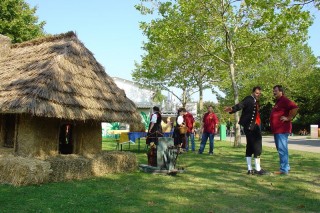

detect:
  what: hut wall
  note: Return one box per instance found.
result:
[16,115,59,157]
[0,115,4,147]
[74,122,102,155]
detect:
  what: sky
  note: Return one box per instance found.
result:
[26,0,320,102]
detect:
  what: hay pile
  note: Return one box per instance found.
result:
[0,151,137,186]
[45,154,92,182]
[86,151,137,176]
[0,155,51,186]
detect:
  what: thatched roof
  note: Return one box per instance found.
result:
[0,32,140,123]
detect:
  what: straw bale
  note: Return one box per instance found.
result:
[45,154,92,182]
[86,151,137,176]
[0,155,51,186]
[0,147,14,157]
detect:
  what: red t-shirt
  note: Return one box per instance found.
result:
[203,112,219,134]
[270,96,298,134]
[183,112,195,133]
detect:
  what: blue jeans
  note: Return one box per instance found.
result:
[186,132,195,151]
[198,132,214,154]
[274,133,290,173]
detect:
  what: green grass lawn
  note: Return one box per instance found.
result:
[0,138,319,213]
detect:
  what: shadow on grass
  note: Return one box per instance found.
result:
[0,141,319,212]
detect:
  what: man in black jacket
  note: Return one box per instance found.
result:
[224,86,268,175]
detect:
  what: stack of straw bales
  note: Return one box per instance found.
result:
[45,154,92,182]
[86,151,137,176]
[0,155,51,186]
[0,151,137,186]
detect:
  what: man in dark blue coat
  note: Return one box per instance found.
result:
[224,86,268,175]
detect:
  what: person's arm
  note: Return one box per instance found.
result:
[280,99,298,122]
[224,97,248,114]
[280,108,298,122]
[214,114,219,133]
[148,114,157,132]
[149,123,154,132]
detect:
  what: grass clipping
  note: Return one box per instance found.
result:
[0,155,51,186]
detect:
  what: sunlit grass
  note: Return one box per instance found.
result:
[0,138,319,212]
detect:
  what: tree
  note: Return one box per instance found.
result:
[218,43,318,131]
[137,0,313,146]
[0,0,45,43]
[134,1,220,110]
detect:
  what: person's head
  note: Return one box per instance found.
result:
[207,105,214,113]
[273,85,284,99]
[251,86,262,100]
[153,106,160,112]
[179,107,187,116]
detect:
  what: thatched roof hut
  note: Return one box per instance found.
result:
[0,31,139,122]
[0,32,140,157]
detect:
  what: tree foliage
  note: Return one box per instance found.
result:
[136,0,314,146]
[0,0,45,43]
[134,0,220,109]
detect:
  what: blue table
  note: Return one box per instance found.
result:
[128,132,173,151]
[128,132,147,151]
[163,132,173,138]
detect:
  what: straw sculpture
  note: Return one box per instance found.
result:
[0,31,140,123]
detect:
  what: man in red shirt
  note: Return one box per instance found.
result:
[198,105,219,155]
[183,111,195,152]
[270,85,298,175]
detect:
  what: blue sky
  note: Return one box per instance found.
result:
[26,0,319,101]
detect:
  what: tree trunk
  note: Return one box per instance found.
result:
[229,62,241,147]
[198,84,204,141]
[199,84,204,112]
[182,88,187,107]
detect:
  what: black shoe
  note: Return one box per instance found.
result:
[209,152,214,155]
[254,169,269,175]
[247,170,254,175]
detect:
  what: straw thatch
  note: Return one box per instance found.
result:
[0,31,140,123]
[0,155,51,186]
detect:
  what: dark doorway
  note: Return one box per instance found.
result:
[59,124,73,154]
[4,114,16,148]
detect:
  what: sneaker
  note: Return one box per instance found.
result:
[274,171,288,175]
[247,170,254,175]
[209,152,214,155]
[254,169,269,175]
